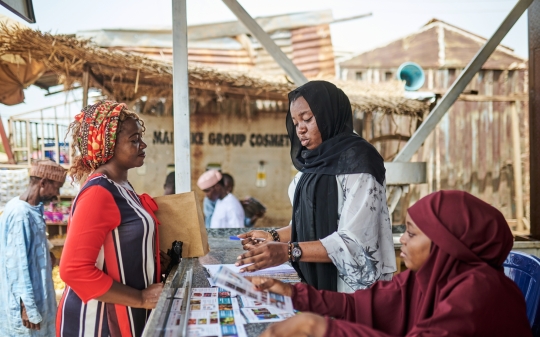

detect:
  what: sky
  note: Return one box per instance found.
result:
[0,0,529,118]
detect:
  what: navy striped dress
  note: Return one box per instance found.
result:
[57,174,157,337]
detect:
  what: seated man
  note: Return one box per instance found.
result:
[221,173,265,228]
[197,170,244,228]
[250,191,532,337]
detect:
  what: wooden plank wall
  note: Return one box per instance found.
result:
[363,68,529,226]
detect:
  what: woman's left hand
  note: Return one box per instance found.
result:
[260,313,327,337]
[235,242,289,272]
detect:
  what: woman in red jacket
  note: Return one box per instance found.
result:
[57,101,163,337]
[251,191,532,337]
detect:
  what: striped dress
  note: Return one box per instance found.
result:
[57,174,158,337]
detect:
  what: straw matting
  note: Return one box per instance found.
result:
[0,24,430,116]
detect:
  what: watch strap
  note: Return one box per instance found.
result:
[291,242,302,262]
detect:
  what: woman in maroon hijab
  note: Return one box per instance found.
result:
[251,191,532,337]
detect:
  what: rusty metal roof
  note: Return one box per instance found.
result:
[77,10,336,78]
[340,18,527,70]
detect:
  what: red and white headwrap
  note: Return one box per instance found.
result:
[74,100,127,170]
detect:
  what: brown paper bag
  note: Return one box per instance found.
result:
[153,191,210,257]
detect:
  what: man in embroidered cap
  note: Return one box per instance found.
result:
[163,171,176,195]
[0,159,66,336]
[197,169,245,228]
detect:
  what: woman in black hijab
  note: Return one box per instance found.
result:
[237,81,396,292]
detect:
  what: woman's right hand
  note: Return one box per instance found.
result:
[140,283,164,309]
[238,230,273,250]
[245,276,294,298]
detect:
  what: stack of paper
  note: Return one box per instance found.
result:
[237,294,297,323]
[211,266,294,312]
[204,263,296,278]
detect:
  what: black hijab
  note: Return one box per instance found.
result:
[286,81,385,291]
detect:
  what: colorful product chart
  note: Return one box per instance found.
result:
[186,287,247,337]
[238,295,297,323]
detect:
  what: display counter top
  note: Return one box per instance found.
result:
[142,227,540,336]
[143,229,276,336]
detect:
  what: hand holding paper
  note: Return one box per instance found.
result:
[235,241,289,272]
[244,276,293,298]
[211,266,294,313]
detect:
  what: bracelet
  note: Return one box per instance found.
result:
[267,229,280,242]
[287,241,293,263]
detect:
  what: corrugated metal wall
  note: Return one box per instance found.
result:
[290,24,335,78]
[114,24,336,78]
[369,69,530,225]
[249,24,335,78]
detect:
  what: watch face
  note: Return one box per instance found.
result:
[292,247,302,258]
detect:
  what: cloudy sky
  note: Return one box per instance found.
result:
[0,0,528,117]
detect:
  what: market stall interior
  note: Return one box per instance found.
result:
[1,0,539,335]
[0,11,433,230]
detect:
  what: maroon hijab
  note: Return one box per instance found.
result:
[404,190,528,335]
[296,191,533,336]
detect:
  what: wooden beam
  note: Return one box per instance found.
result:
[189,81,287,101]
[222,0,308,86]
[82,65,90,108]
[86,68,115,99]
[458,94,528,102]
[369,134,411,143]
[510,101,525,231]
[528,0,540,239]
[0,116,15,164]
[85,64,289,103]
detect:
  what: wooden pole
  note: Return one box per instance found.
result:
[82,65,90,108]
[40,110,45,160]
[0,114,15,164]
[511,101,525,231]
[435,126,441,191]
[54,107,60,164]
[25,120,31,166]
[529,0,540,239]
[172,0,191,193]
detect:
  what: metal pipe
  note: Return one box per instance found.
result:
[393,0,533,163]
[222,0,308,86]
[331,13,372,24]
[172,0,191,193]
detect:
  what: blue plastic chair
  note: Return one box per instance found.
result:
[504,251,540,336]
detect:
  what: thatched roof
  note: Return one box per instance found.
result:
[0,24,430,116]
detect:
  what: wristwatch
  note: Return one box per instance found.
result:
[291,242,302,262]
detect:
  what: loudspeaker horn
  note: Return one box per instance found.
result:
[396,62,425,91]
